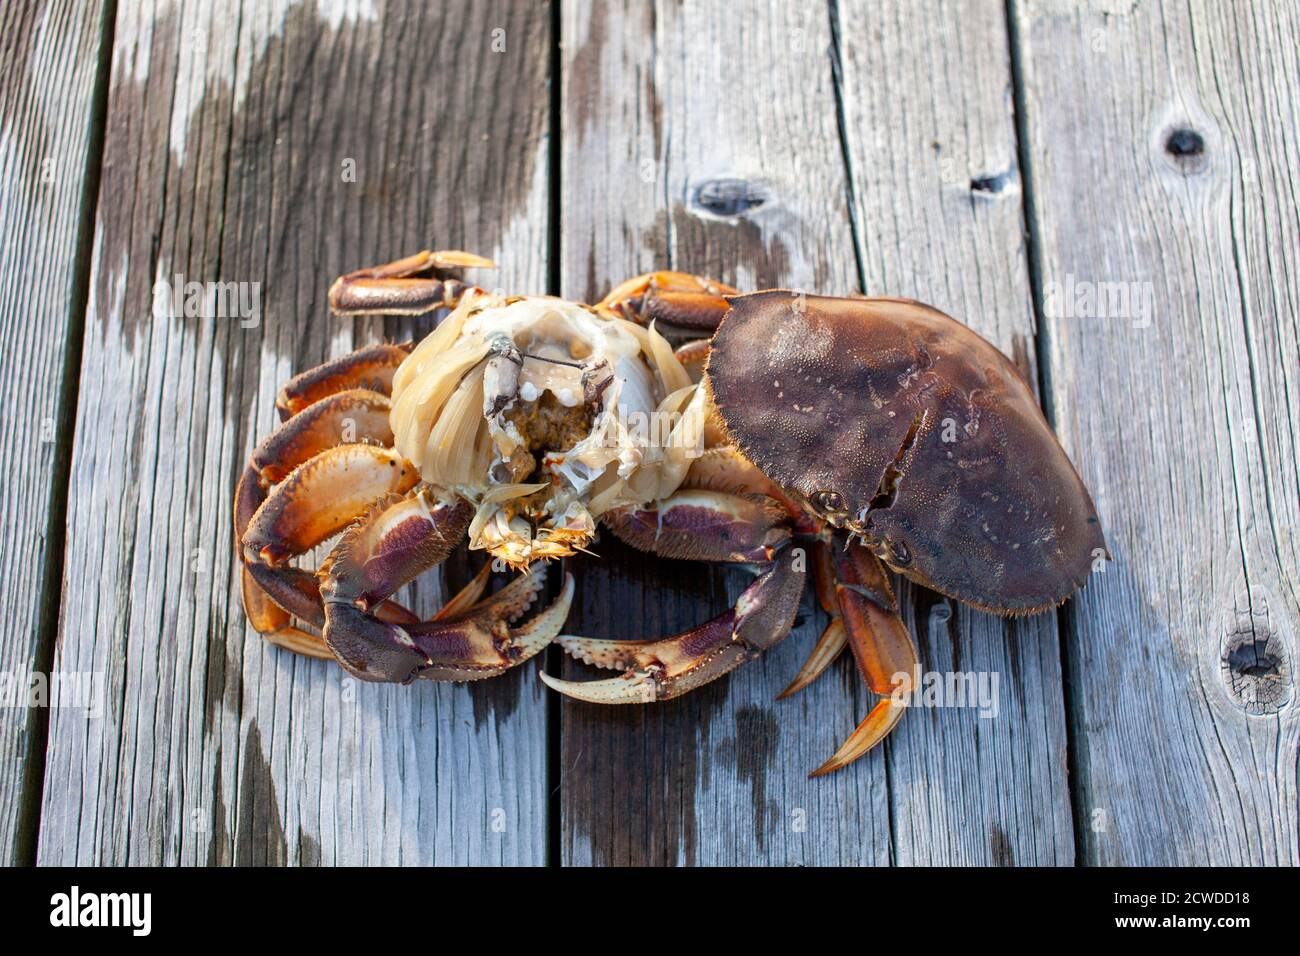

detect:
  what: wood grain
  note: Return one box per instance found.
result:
[1012,0,1300,864]
[38,0,553,865]
[0,0,111,866]
[835,0,1074,865]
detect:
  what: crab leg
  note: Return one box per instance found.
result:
[601,489,791,563]
[777,540,847,698]
[777,619,847,700]
[543,545,804,703]
[238,344,420,652]
[238,566,331,658]
[319,486,571,683]
[240,468,472,667]
[809,537,918,777]
[682,448,822,533]
[275,343,413,420]
[328,249,494,317]
[237,444,423,652]
[235,462,338,657]
[543,491,804,703]
[243,444,420,564]
[596,271,737,333]
[253,389,393,482]
[673,338,712,382]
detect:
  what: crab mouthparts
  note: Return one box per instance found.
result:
[472,389,604,567]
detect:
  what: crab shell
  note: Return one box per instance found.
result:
[706,292,1105,613]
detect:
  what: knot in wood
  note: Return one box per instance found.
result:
[1161,125,1210,175]
[1220,631,1292,715]
[1165,127,1204,157]
[691,178,768,219]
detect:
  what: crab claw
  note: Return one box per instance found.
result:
[542,608,751,704]
[542,546,805,703]
[326,568,573,683]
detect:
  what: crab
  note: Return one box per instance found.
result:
[234,250,1105,776]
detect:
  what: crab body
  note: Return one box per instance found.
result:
[235,251,1104,775]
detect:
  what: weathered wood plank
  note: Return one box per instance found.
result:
[558,0,893,865]
[1012,0,1300,864]
[835,0,1074,864]
[0,0,110,866]
[38,0,552,865]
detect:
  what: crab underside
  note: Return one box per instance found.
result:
[235,250,1104,776]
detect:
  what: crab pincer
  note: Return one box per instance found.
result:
[541,488,803,702]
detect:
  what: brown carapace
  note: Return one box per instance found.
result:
[708,292,1106,614]
[235,252,1104,776]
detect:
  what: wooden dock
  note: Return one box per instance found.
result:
[1,0,1296,866]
